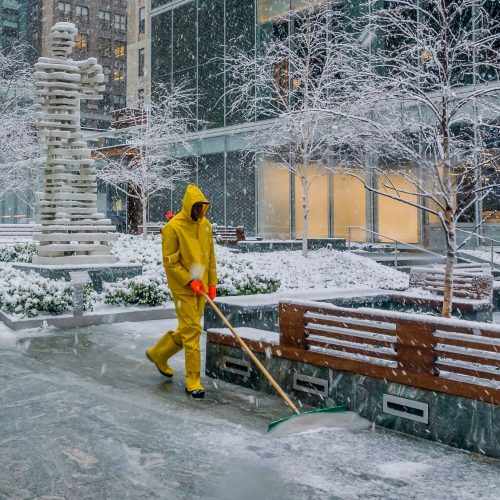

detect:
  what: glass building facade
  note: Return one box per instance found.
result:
[150,0,500,246]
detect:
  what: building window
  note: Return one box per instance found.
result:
[113,63,126,82]
[75,33,88,50]
[138,48,145,77]
[114,14,127,31]
[98,10,111,29]
[57,2,72,21]
[103,65,111,83]
[113,94,126,109]
[98,37,112,56]
[75,5,90,24]
[114,41,126,58]
[138,88,145,105]
[139,7,145,34]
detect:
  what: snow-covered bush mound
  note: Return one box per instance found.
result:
[0,265,73,317]
[235,248,409,291]
[102,274,171,307]
[0,242,37,263]
[111,235,407,293]
[111,234,281,297]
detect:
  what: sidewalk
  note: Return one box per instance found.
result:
[0,320,498,499]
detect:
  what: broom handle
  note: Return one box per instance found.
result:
[203,292,300,415]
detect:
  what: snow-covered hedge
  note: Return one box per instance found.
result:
[102,274,171,307]
[0,242,37,263]
[0,265,73,317]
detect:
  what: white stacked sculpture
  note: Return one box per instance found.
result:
[32,22,118,265]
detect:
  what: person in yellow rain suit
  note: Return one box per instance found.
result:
[146,185,217,399]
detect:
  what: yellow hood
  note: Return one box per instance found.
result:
[181,184,209,220]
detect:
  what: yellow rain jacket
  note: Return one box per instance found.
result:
[161,184,217,295]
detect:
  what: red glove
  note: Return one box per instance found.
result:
[208,285,216,301]
[189,280,205,296]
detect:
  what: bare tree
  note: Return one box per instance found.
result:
[96,84,195,239]
[0,45,40,206]
[225,0,364,257]
[343,0,500,317]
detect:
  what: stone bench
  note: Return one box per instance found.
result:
[213,225,245,244]
[138,223,163,235]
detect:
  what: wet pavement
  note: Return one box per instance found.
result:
[0,319,499,499]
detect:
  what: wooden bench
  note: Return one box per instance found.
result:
[213,225,245,244]
[208,299,500,405]
[0,224,35,242]
[409,263,493,302]
[137,223,164,235]
[278,299,500,404]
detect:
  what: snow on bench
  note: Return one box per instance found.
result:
[207,327,279,354]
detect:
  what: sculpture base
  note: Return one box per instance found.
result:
[13,262,143,292]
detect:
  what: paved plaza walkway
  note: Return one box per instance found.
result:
[0,319,499,499]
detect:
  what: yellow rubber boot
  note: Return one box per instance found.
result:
[146,331,182,378]
[185,371,205,395]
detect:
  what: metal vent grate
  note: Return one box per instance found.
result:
[383,394,429,424]
[293,373,328,397]
[222,356,251,377]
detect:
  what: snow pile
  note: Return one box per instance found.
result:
[235,247,408,291]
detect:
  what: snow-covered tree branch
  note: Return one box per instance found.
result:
[96,83,196,239]
[0,45,41,206]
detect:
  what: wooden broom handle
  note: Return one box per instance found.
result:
[203,292,300,415]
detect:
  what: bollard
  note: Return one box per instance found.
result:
[69,271,92,317]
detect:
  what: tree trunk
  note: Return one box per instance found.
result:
[302,175,309,258]
[441,212,456,318]
[142,201,148,240]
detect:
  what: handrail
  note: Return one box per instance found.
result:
[346,226,444,268]
[456,228,499,266]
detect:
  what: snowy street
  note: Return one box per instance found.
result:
[1,319,498,499]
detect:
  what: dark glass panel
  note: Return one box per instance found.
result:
[197,153,225,225]
[198,0,224,65]
[226,151,256,235]
[226,0,256,126]
[173,68,197,131]
[151,11,172,83]
[171,158,198,212]
[198,61,224,129]
[172,2,197,72]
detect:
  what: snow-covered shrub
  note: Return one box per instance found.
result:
[111,235,282,297]
[0,265,73,317]
[216,256,280,296]
[102,274,171,307]
[0,242,37,263]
